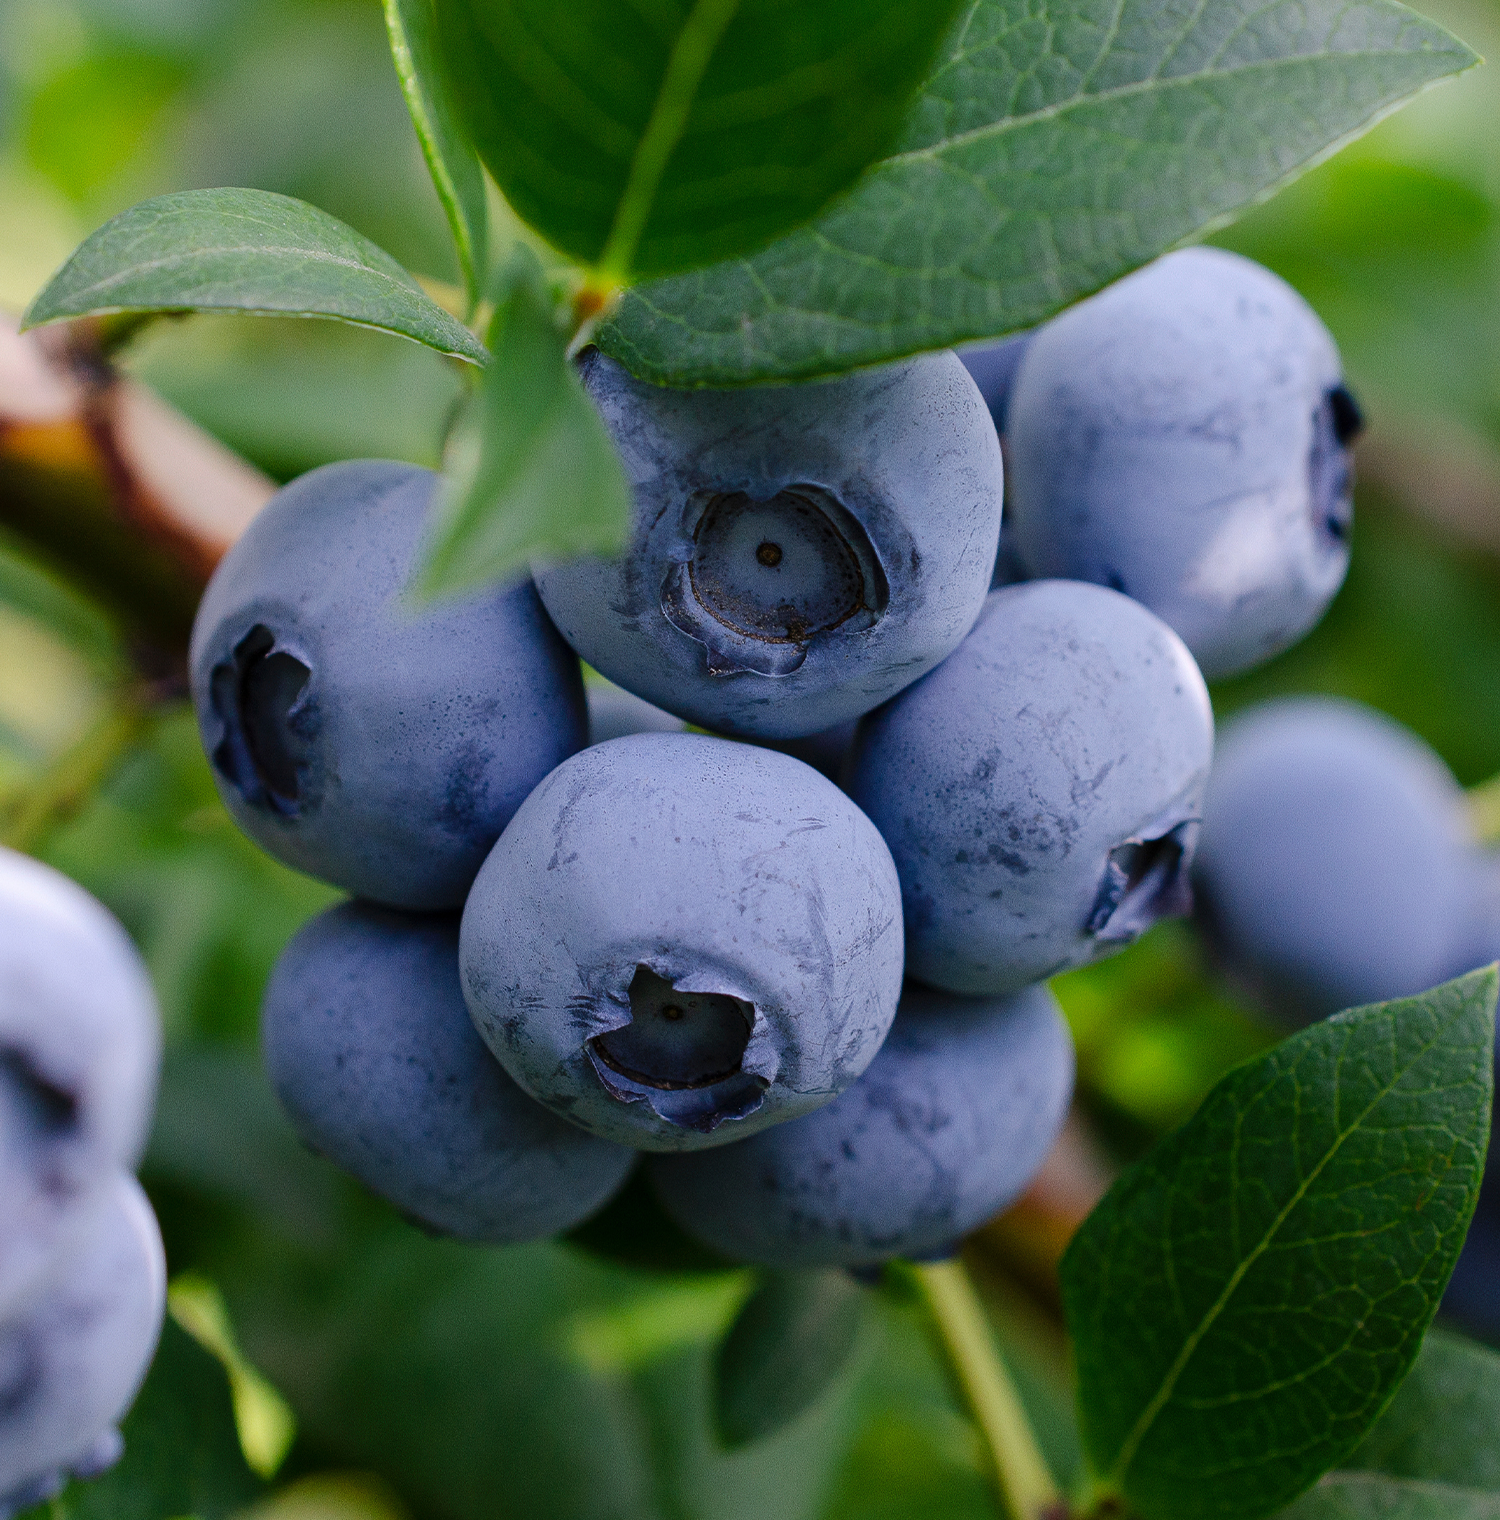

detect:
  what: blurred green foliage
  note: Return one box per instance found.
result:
[3,0,1500,1515]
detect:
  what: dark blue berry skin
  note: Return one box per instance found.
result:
[849,581,1213,995]
[262,902,634,1243]
[1006,248,1356,680]
[648,982,1074,1269]
[190,460,587,909]
[0,850,160,1317]
[0,1175,164,1513]
[1195,698,1482,1022]
[534,350,1002,739]
[460,733,905,1152]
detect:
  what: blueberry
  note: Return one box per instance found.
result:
[649,982,1074,1268]
[586,679,686,745]
[190,460,587,909]
[1006,248,1358,680]
[0,1174,165,1511]
[959,333,1033,439]
[848,581,1214,995]
[460,733,905,1151]
[262,902,634,1242]
[1195,697,1482,1021]
[533,350,1003,739]
[0,850,160,1314]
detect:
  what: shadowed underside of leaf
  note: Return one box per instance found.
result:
[21,188,488,365]
[1060,969,1497,1520]
[599,0,1480,384]
[435,0,967,281]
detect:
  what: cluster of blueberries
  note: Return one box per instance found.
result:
[190,244,1386,1275]
[0,848,165,1516]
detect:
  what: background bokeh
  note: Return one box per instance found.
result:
[2,2,1498,1516]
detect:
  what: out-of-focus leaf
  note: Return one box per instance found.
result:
[715,1270,868,1448]
[1062,969,1497,1520]
[414,248,629,597]
[20,1318,262,1520]
[384,0,488,307]
[1277,1473,1500,1518]
[124,313,465,481]
[436,0,966,282]
[1342,1329,1500,1488]
[22,189,487,364]
[600,0,1479,385]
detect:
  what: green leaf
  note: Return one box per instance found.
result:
[413,249,630,598]
[21,188,488,365]
[1059,968,1498,1520]
[1342,1328,1500,1489]
[22,1318,263,1520]
[598,0,1480,385]
[714,1270,869,1448]
[434,0,967,282]
[1277,1473,1500,1518]
[384,0,489,309]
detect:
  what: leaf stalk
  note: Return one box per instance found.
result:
[909,1256,1066,1520]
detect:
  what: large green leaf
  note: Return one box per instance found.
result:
[599,0,1479,385]
[714,1270,869,1448]
[20,1319,262,1520]
[1060,969,1497,1520]
[413,249,630,598]
[22,188,488,364]
[384,0,489,308]
[1342,1329,1500,1488]
[433,0,967,282]
[1277,1474,1500,1518]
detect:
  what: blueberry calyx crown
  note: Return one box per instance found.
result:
[0,1046,80,1137]
[1087,818,1200,944]
[662,486,889,677]
[1309,383,1364,548]
[587,965,769,1132]
[208,624,314,817]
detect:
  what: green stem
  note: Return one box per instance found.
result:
[1,699,150,853]
[909,1257,1067,1520]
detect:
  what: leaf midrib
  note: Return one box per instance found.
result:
[1105,1014,1462,1493]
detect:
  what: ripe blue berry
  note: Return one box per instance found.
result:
[190,460,587,909]
[460,733,905,1151]
[262,902,634,1242]
[848,581,1213,995]
[1006,248,1358,679]
[649,982,1074,1268]
[1195,697,1481,1020]
[0,850,159,1314]
[534,350,1003,739]
[0,1175,165,1514]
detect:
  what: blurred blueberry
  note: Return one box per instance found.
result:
[650,982,1074,1268]
[461,733,905,1151]
[849,581,1213,995]
[1195,697,1482,1022]
[959,333,1033,438]
[0,1175,165,1513]
[262,902,634,1242]
[534,350,1002,739]
[1006,248,1358,679]
[190,460,586,908]
[0,850,160,1315]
